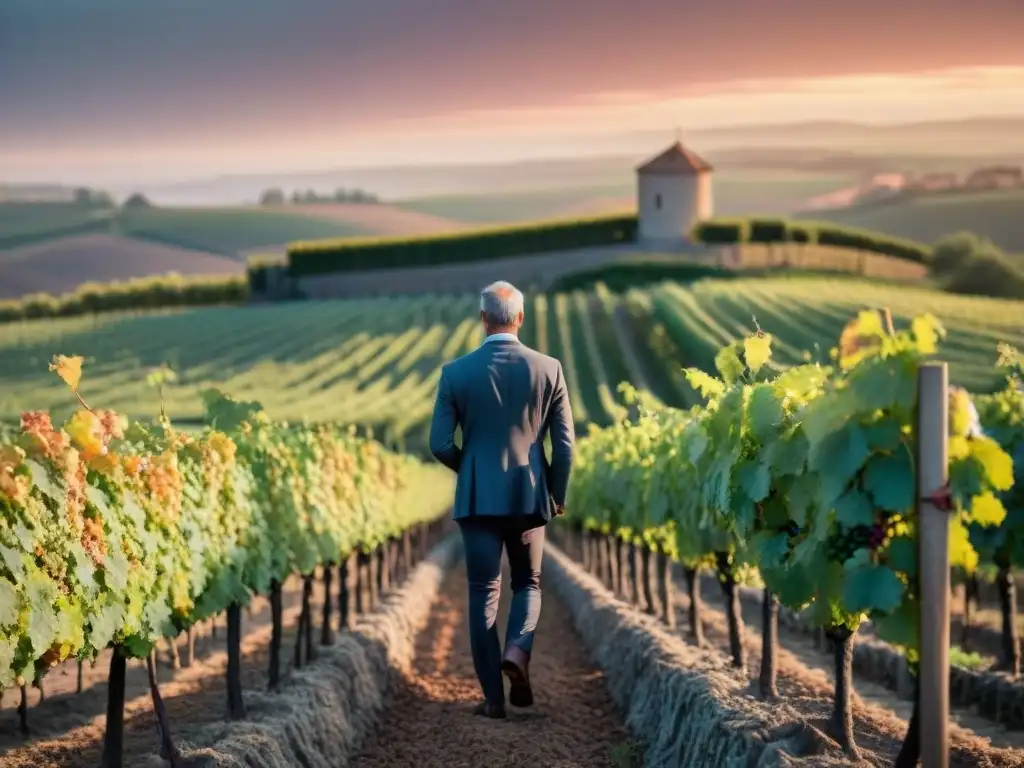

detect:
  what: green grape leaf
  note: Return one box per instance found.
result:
[765,432,808,477]
[874,595,920,661]
[0,578,18,626]
[850,357,916,414]
[834,489,875,527]
[863,451,915,512]
[756,532,791,569]
[842,564,905,616]
[738,461,770,503]
[785,473,818,526]
[714,344,744,385]
[760,494,791,528]
[801,387,859,451]
[26,581,58,653]
[764,562,816,609]
[949,456,985,506]
[122,634,156,659]
[0,545,23,579]
[25,459,62,502]
[0,636,17,689]
[103,546,131,593]
[90,601,124,651]
[809,420,869,481]
[886,536,917,578]
[14,523,34,554]
[748,385,784,442]
[864,420,902,452]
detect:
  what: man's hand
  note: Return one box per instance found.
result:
[554,504,565,516]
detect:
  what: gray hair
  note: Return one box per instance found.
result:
[480,280,524,325]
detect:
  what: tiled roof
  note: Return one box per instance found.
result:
[637,142,713,175]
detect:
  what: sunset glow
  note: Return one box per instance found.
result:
[6,66,1024,185]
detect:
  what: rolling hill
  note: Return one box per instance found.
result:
[0,276,1017,441]
[394,170,853,226]
[0,234,244,300]
[798,187,1024,254]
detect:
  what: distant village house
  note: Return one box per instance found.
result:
[909,172,959,192]
[964,165,1022,190]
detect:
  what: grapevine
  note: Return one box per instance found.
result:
[0,355,453,754]
[972,344,1024,676]
[565,310,1013,759]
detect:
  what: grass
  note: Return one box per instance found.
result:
[798,186,1024,256]
[1,275,1020,452]
[949,645,990,672]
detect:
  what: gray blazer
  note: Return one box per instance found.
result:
[429,337,574,521]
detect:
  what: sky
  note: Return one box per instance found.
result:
[3,0,1024,183]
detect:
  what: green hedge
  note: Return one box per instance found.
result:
[691,216,930,264]
[547,260,734,293]
[286,214,639,277]
[0,273,247,323]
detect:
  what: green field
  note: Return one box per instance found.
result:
[115,207,373,256]
[394,185,634,225]
[2,276,1020,449]
[0,202,115,248]
[801,187,1024,255]
[395,171,854,225]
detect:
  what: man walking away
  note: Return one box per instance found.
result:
[429,280,575,719]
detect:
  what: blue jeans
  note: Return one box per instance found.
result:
[458,516,545,707]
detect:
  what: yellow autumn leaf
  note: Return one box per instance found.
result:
[970,491,1007,527]
[49,355,84,392]
[948,521,979,572]
[911,314,944,355]
[837,310,886,370]
[970,435,1014,491]
[743,333,773,374]
[947,435,970,461]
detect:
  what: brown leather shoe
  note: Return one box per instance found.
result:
[473,700,507,719]
[501,644,534,708]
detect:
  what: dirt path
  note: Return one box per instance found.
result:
[353,564,637,768]
[669,584,1024,767]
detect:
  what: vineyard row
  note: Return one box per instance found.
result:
[563,311,1022,762]
[0,359,453,765]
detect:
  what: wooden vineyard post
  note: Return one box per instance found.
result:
[917,362,949,768]
[321,565,335,646]
[226,603,245,720]
[339,552,354,631]
[100,648,127,768]
[268,579,283,690]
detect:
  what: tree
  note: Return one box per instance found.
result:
[259,188,285,206]
[931,232,987,277]
[122,193,152,210]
